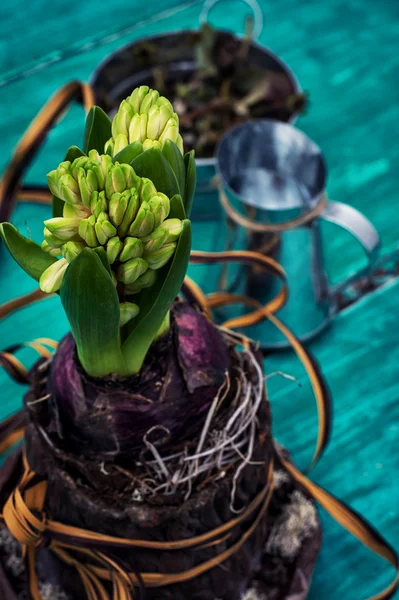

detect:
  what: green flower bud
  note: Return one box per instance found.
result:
[140,90,160,114]
[88,149,101,162]
[90,190,98,212]
[142,226,168,255]
[125,269,157,294]
[95,217,117,246]
[43,227,64,248]
[142,139,162,152]
[91,191,108,218]
[139,177,157,203]
[100,216,116,239]
[120,301,140,327]
[118,192,140,237]
[86,152,112,186]
[58,161,73,175]
[105,164,126,198]
[95,222,108,246]
[157,96,174,111]
[47,161,72,197]
[146,106,162,139]
[159,118,179,146]
[120,163,139,189]
[100,154,113,179]
[47,171,61,198]
[106,236,123,264]
[119,237,144,262]
[117,257,148,284]
[160,218,183,242]
[99,190,108,209]
[104,137,114,156]
[176,134,184,154]
[146,242,176,270]
[78,166,98,207]
[92,202,103,220]
[128,113,148,144]
[79,218,98,247]
[60,174,81,205]
[149,202,166,229]
[128,204,155,238]
[149,193,170,227]
[114,133,129,155]
[63,203,89,219]
[159,103,176,135]
[83,149,112,190]
[39,258,68,293]
[62,241,85,263]
[112,100,134,138]
[128,85,150,113]
[41,241,62,257]
[89,162,106,191]
[157,192,171,213]
[109,192,128,227]
[136,268,158,288]
[58,160,73,174]
[71,156,89,180]
[44,217,81,241]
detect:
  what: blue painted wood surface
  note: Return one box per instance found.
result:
[0,1,398,598]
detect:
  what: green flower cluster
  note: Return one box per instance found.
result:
[105,86,183,156]
[41,150,183,301]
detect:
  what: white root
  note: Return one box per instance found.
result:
[136,338,273,501]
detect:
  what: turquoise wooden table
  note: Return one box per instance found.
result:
[1,0,398,598]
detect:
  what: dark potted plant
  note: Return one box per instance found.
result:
[0,86,322,600]
[90,18,305,211]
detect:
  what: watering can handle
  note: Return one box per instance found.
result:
[199,0,264,40]
[320,201,381,291]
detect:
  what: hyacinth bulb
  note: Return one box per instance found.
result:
[107,86,184,156]
[41,152,183,300]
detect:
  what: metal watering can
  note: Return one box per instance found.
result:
[215,119,381,348]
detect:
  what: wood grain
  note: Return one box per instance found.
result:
[0,1,398,598]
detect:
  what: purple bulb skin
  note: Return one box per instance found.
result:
[49,302,233,459]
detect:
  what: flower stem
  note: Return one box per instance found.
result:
[156,311,170,339]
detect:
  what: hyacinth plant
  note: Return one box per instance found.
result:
[0,86,196,377]
[0,87,282,600]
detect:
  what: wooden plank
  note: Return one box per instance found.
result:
[0,1,203,78]
[0,1,398,598]
[265,280,399,599]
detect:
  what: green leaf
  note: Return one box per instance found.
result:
[60,249,127,377]
[93,247,112,277]
[52,146,86,218]
[65,145,86,162]
[113,141,143,165]
[169,194,186,219]
[0,223,57,281]
[131,148,180,199]
[183,151,196,218]
[83,106,112,154]
[122,219,192,373]
[162,140,186,197]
